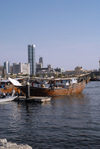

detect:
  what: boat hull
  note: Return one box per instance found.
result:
[19,81,86,97]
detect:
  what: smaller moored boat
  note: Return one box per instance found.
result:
[0,96,17,103]
[0,90,17,103]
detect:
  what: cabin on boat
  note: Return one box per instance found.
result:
[30,77,78,89]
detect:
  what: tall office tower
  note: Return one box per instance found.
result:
[28,44,36,75]
[39,57,43,68]
[4,61,10,74]
[99,60,100,71]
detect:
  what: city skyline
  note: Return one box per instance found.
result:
[0,0,100,70]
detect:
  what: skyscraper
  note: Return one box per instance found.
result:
[4,61,10,74]
[39,57,43,68]
[28,44,36,75]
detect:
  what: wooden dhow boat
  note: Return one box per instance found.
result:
[8,77,86,97]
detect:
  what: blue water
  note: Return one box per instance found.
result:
[0,82,100,148]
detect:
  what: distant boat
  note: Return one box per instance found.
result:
[8,77,86,97]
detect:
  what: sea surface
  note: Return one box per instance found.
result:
[0,82,100,149]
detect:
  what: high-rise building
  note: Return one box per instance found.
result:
[4,61,10,74]
[39,57,43,68]
[28,44,36,75]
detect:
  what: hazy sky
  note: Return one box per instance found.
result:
[0,0,100,70]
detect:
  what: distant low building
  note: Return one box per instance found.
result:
[74,66,83,72]
[64,66,89,77]
[36,64,56,77]
[54,67,62,73]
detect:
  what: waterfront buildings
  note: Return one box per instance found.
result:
[28,44,36,76]
[13,63,30,75]
[36,64,57,77]
[64,66,89,76]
